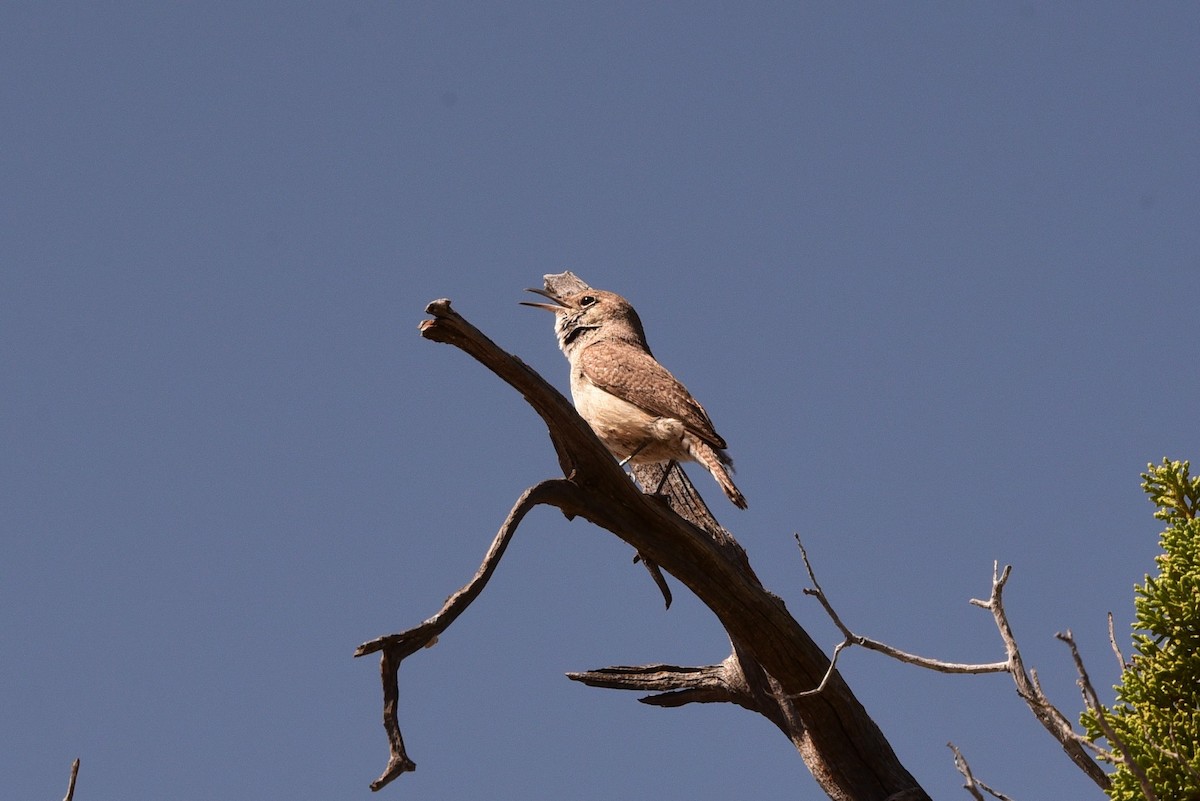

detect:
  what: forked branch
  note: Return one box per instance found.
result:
[948,744,1013,801]
[796,540,1110,790]
[1059,630,1155,801]
[355,480,567,661]
[354,479,574,789]
[794,536,1009,685]
[359,298,931,800]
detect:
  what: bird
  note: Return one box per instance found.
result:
[522,283,747,509]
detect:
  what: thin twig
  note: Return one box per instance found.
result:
[791,640,852,697]
[1059,630,1156,801]
[975,565,1110,789]
[798,546,1111,790]
[794,536,1008,684]
[949,743,1015,801]
[63,759,79,801]
[1070,729,1118,763]
[356,479,567,658]
[1107,612,1126,671]
[357,479,571,790]
[950,742,986,801]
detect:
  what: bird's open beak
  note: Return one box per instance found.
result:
[519,287,567,312]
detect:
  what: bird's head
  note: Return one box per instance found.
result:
[521,287,649,355]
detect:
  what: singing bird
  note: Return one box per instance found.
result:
[523,283,746,509]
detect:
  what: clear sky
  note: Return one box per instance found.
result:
[3,3,1198,799]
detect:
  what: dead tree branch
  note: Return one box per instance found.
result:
[62,759,79,801]
[794,536,1009,687]
[948,744,1013,801]
[354,479,566,788]
[1107,612,1127,672]
[567,658,744,708]
[357,297,932,800]
[973,567,1111,789]
[796,544,1111,790]
[1059,630,1156,801]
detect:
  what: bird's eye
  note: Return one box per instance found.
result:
[580,295,597,307]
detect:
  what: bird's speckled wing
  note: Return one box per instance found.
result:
[577,340,728,450]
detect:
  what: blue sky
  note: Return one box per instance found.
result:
[3,3,1198,799]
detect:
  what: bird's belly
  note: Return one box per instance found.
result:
[571,378,689,463]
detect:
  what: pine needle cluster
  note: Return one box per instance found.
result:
[1086,459,1200,800]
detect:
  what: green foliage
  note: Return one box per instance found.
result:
[1084,459,1200,801]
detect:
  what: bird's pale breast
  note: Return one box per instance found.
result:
[570,366,688,463]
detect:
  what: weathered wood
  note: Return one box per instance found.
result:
[357,297,931,800]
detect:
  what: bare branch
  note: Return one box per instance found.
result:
[948,744,1014,801]
[797,547,1110,790]
[378,297,933,800]
[794,536,1009,679]
[567,663,739,707]
[357,478,567,658]
[356,479,570,790]
[1107,612,1127,671]
[791,640,852,698]
[974,565,1110,789]
[951,742,986,801]
[62,759,79,801]
[370,649,415,790]
[632,550,673,609]
[1058,630,1156,801]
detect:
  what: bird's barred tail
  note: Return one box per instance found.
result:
[692,440,748,509]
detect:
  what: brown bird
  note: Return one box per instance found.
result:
[523,284,746,509]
